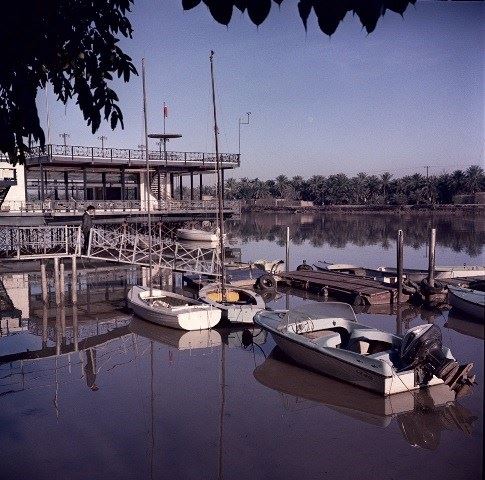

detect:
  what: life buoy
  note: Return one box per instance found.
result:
[296,263,313,271]
[255,273,277,291]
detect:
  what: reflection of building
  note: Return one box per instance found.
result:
[0,143,240,223]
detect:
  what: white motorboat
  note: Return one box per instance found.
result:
[447,285,485,321]
[177,228,226,243]
[254,302,475,396]
[198,283,266,324]
[127,285,221,331]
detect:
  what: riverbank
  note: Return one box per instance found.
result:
[242,203,485,214]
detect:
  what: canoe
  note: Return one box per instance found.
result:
[198,283,266,324]
[447,285,485,321]
[254,348,475,448]
[254,302,474,396]
[127,285,221,331]
[177,228,226,243]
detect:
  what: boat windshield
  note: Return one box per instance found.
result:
[292,302,357,323]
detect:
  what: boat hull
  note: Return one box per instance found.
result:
[177,228,226,243]
[127,286,221,331]
[255,307,446,396]
[448,286,485,321]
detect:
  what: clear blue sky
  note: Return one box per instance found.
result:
[39,1,484,179]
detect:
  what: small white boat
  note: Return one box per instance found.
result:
[198,283,266,324]
[254,302,475,396]
[127,285,221,331]
[177,228,226,243]
[448,285,485,321]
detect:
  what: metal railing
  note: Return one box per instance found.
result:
[0,198,241,215]
[0,226,81,259]
[0,225,221,276]
[25,144,240,167]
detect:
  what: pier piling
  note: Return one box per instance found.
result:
[397,230,404,305]
[40,260,48,304]
[54,257,61,305]
[71,256,78,304]
[428,228,436,288]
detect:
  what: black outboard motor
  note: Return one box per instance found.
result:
[400,324,475,396]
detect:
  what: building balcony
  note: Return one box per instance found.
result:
[0,198,241,217]
[21,144,240,171]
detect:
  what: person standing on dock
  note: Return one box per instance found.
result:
[82,205,95,254]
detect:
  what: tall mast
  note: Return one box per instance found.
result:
[142,58,153,296]
[210,51,226,298]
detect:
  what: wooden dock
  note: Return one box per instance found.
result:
[278,270,398,305]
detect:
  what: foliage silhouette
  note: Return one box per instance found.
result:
[1,0,137,164]
[224,167,485,205]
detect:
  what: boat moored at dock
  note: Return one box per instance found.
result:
[254,302,475,396]
[127,285,221,331]
[447,285,485,321]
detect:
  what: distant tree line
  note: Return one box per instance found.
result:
[223,166,484,205]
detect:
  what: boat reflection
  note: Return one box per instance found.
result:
[445,308,484,340]
[254,348,476,450]
[130,317,222,351]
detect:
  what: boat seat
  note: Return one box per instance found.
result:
[347,328,399,355]
[310,331,342,349]
[367,350,401,369]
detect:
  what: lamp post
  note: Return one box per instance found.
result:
[59,132,70,146]
[238,112,251,156]
[98,135,107,150]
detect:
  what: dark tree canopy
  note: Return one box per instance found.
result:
[1,1,137,164]
[183,0,419,35]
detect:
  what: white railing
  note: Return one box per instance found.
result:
[0,198,241,215]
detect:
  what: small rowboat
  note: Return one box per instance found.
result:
[177,228,226,243]
[127,285,221,331]
[198,283,266,324]
[448,285,485,321]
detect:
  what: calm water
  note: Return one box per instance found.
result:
[0,213,483,480]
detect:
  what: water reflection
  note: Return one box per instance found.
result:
[228,212,484,257]
[254,348,476,451]
[445,309,485,340]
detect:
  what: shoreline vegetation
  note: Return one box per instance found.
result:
[242,203,485,214]
[216,167,485,212]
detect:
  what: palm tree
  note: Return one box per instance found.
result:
[464,165,484,193]
[380,172,392,204]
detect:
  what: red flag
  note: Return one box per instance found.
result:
[163,104,168,118]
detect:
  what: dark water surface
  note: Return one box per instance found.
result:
[0,213,483,480]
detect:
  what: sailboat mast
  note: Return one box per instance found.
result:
[210,51,226,297]
[142,58,153,296]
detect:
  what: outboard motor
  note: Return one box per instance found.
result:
[400,324,475,396]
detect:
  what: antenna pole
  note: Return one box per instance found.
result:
[142,58,153,296]
[210,51,226,299]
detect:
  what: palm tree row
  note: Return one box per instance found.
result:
[223,166,484,205]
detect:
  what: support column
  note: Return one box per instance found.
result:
[179,175,183,200]
[170,173,174,199]
[102,172,106,200]
[157,168,161,203]
[83,168,87,201]
[39,164,45,202]
[199,174,203,200]
[190,172,194,201]
[64,171,69,200]
[121,168,126,201]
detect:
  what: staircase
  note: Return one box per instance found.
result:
[0,279,22,320]
[0,187,10,208]
[150,171,168,200]
[0,168,17,209]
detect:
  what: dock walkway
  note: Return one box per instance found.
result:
[278,270,398,305]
